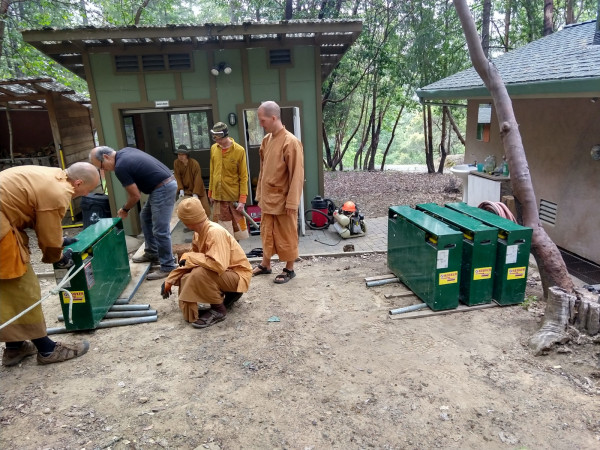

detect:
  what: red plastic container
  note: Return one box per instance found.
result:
[246,205,262,224]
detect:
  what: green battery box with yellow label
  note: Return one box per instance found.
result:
[388,206,463,311]
[445,202,532,305]
[53,218,131,330]
[417,203,498,306]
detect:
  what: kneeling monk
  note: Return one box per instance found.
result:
[161,198,252,328]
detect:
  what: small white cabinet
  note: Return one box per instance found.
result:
[467,172,509,207]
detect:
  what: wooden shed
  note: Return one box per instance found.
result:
[0,77,95,170]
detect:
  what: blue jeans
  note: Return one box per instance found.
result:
[140,180,177,271]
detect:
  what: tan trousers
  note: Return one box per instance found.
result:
[178,267,240,323]
[260,213,298,261]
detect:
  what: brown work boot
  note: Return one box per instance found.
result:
[2,341,37,367]
[37,340,90,365]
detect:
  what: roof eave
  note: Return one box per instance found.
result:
[417,77,600,101]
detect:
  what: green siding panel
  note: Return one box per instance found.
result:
[248,48,279,103]
[215,49,244,134]
[182,52,211,99]
[145,73,177,101]
[286,47,318,204]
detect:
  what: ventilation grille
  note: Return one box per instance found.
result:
[168,53,191,70]
[115,55,139,72]
[539,199,557,225]
[142,54,165,71]
[115,53,192,72]
[269,49,292,65]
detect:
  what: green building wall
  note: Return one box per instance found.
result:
[88,45,321,234]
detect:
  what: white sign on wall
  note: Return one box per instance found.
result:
[155,100,170,108]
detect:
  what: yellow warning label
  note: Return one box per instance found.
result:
[507,267,526,280]
[473,267,492,280]
[62,290,86,304]
[439,271,458,285]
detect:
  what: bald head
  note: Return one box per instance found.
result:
[258,101,281,120]
[257,101,283,135]
[65,162,100,198]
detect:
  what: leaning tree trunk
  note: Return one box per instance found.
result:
[454,0,576,353]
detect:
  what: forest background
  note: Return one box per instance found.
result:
[1,0,598,171]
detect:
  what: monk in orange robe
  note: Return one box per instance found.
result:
[1,163,99,366]
[161,198,252,328]
[251,101,304,284]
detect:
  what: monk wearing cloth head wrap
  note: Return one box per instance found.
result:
[173,145,211,215]
[252,101,304,284]
[161,198,252,328]
[208,122,249,241]
[0,163,99,366]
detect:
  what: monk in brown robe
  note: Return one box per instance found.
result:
[173,145,211,215]
[251,101,304,284]
[161,198,252,329]
[0,163,99,366]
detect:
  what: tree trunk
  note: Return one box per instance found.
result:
[80,0,88,25]
[380,104,404,171]
[0,0,10,61]
[285,0,293,20]
[543,0,554,36]
[437,106,448,173]
[134,0,152,25]
[481,0,491,58]
[446,108,466,146]
[425,105,435,173]
[504,0,511,52]
[454,0,575,351]
[565,0,574,24]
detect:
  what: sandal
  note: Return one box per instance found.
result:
[274,268,296,284]
[192,310,226,329]
[246,248,263,258]
[252,264,272,276]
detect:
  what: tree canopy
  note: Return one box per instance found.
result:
[1,0,597,170]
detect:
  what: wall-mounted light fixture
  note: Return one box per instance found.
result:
[228,113,237,126]
[211,62,232,76]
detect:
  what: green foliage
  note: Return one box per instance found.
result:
[522,294,539,310]
[0,0,597,167]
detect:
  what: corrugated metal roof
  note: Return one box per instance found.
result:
[21,20,362,81]
[0,77,90,110]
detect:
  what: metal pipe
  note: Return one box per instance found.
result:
[389,303,428,315]
[366,278,399,287]
[233,202,260,229]
[58,309,157,322]
[114,298,133,305]
[47,315,157,335]
[109,304,150,311]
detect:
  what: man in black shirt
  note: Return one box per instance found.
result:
[90,146,177,280]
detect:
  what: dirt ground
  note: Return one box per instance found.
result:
[1,253,600,449]
[2,171,600,448]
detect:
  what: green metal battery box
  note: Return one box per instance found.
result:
[416,203,498,306]
[53,218,131,330]
[445,202,532,305]
[388,205,463,311]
